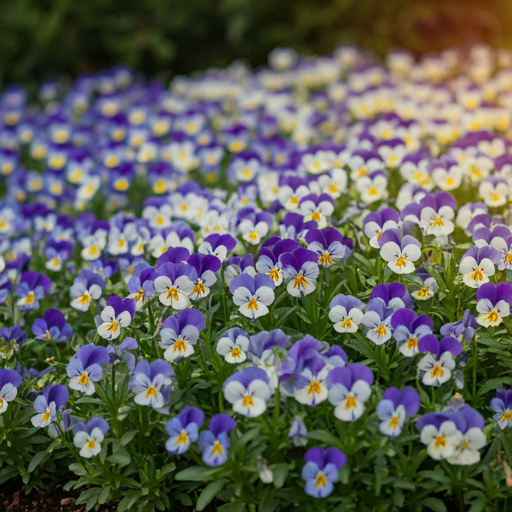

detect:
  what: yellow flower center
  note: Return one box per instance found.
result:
[506,253,512,263]
[242,395,254,407]
[45,330,51,340]
[341,318,352,329]
[318,252,332,265]
[407,337,418,349]
[314,471,327,489]
[368,187,378,196]
[487,310,499,323]
[176,431,188,444]
[396,257,407,267]
[166,287,179,301]
[290,196,299,205]
[107,320,118,332]
[26,292,35,304]
[376,325,387,336]
[146,386,157,398]
[431,365,444,378]
[78,373,89,385]
[174,339,186,352]
[311,212,321,221]
[491,193,500,202]
[389,415,400,428]
[247,298,259,311]
[42,408,51,422]
[155,215,165,225]
[230,347,242,358]
[79,293,91,305]
[435,435,446,448]
[212,441,223,455]
[470,269,483,282]
[87,440,96,450]
[248,231,259,240]
[416,287,430,298]
[345,395,357,410]
[268,268,280,281]
[192,282,205,295]
[308,381,321,395]
[433,217,444,227]
[294,274,308,289]
[501,411,512,422]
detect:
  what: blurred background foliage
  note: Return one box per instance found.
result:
[1,0,512,87]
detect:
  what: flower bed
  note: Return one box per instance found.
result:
[1,45,512,512]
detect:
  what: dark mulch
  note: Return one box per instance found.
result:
[0,481,117,512]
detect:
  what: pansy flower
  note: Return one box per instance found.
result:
[216,327,250,364]
[391,308,433,357]
[376,387,420,437]
[256,237,301,286]
[224,254,256,286]
[417,412,463,461]
[378,229,422,275]
[479,176,509,207]
[67,344,110,395]
[165,406,205,455]
[16,271,52,311]
[198,233,237,262]
[355,170,388,204]
[410,267,439,300]
[153,261,197,309]
[417,336,463,387]
[288,417,308,446]
[32,309,73,342]
[223,367,272,418]
[299,193,334,229]
[363,208,400,249]
[294,361,330,407]
[97,295,136,340]
[491,388,512,429]
[328,294,365,333]
[73,418,110,458]
[129,359,174,410]
[440,309,479,342]
[459,246,500,288]
[279,211,317,240]
[127,262,155,310]
[70,269,105,312]
[280,247,319,297]
[187,253,220,300]
[44,240,73,272]
[107,337,138,373]
[301,447,347,499]
[475,282,512,327]
[0,325,27,346]
[446,407,486,466]
[31,384,69,428]
[0,369,22,414]
[362,297,395,345]
[369,284,414,311]
[326,363,374,421]
[160,308,206,362]
[198,414,237,467]
[305,227,353,267]
[229,273,275,320]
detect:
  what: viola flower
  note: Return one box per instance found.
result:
[328,294,365,333]
[153,262,197,309]
[67,344,110,395]
[326,363,374,421]
[31,385,69,428]
[216,328,250,364]
[279,211,317,240]
[417,336,463,386]
[418,191,457,238]
[198,413,237,467]
[44,240,73,272]
[475,283,512,327]
[256,238,301,286]
[446,407,486,466]
[280,247,319,297]
[129,359,174,410]
[376,387,420,437]
[302,447,347,498]
[16,271,52,311]
[97,295,136,340]
[73,418,110,458]
[32,309,73,342]
[187,253,220,300]
[370,282,414,310]
[294,364,330,407]
[417,413,463,461]
[479,176,509,207]
[165,406,205,455]
[229,273,275,320]
[491,388,512,429]
[223,367,272,418]
[363,208,400,249]
[70,269,105,312]
[355,171,388,204]
[0,369,22,414]
[198,233,237,262]
[459,246,500,288]
[490,234,512,271]
[411,267,439,300]
[127,262,155,310]
[305,228,353,267]
[0,325,27,346]
[159,308,206,362]
[379,230,422,275]
[288,417,308,446]
[238,217,270,245]
[391,308,433,357]
[299,193,334,229]
[440,309,479,342]
[107,337,138,373]
[362,297,395,345]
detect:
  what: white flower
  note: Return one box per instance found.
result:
[328,380,371,422]
[294,367,329,406]
[74,428,104,458]
[476,299,509,327]
[232,285,275,320]
[216,334,250,364]
[142,204,174,229]
[329,306,364,333]
[154,275,194,309]
[355,175,388,204]
[380,241,421,274]
[411,278,439,300]
[459,256,495,288]
[239,220,269,245]
[362,313,392,346]
[447,428,486,465]
[223,379,271,417]
[97,306,132,340]
[420,206,455,237]
[420,421,463,460]
[418,352,455,386]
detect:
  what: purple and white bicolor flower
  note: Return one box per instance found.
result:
[159,308,206,362]
[491,388,512,429]
[97,295,136,340]
[153,262,197,309]
[32,309,73,342]
[376,387,420,437]
[198,233,237,262]
[73,418,110,458]
[107,337,138,373]
[0,369,22,414]
[187,254,220,300]
[391,308,433,357]
[256,238,301,286]
[299,193,334,229]
[16,271,52,311]
[417,336,463,387]
[31,385,69,428]
[326,363,374,422]
[280,247,319,297]
[490,234,512,271]
[446,407,486,466]
[411,267,439,301]
[475,283,512,327]
[223,367,272,418]
[305,228,353,267]
[70,269,105,312]
[459,246,500,288]
[224,254,256,287]
[362,297,395,345]
[216,327,250,364]
[363,208,400,249]
[294,361,330,407]
[379,229,422,275]
[127,262,155,310]
[198,413,237,467]
[129,359,174,410]
[301,447,347,499]
[370,282,414,310]
[288,417,308,446]
[67,343,110,395]
[440,309,479,342]
[165,406,205,455]
[229,273,275,320]
[328,294,365,333]
[419,192,457,238]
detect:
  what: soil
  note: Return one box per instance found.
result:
[0,481,117,512]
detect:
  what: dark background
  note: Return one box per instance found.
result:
[1,0,511,87]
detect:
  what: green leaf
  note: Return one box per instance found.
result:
[272,463,288,489]
[176,493,193,506]
[28,450,48,473]
[468,499,486,512]
[98,486,110,505]
[107,447,131,466]
[119,430,138,446]
[158,462,176,479]
[478,377,512,396]
[69,463,88,476]
[308,429,340,446]
[117,493,140,512]
[217,503,246,512]
[175,466,217,481]
[423,497,447,512]
[196,479,225,511]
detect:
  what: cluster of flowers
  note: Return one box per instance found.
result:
[2,43,512,503]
